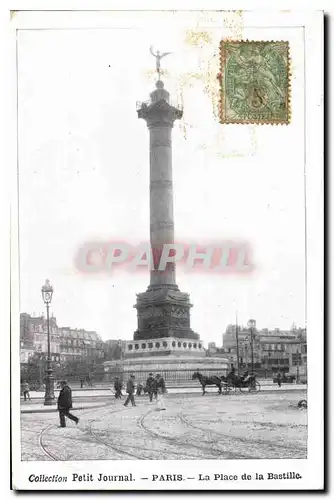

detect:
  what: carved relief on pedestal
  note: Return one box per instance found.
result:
[171,317,189,328]
[168,306,188,318]
[146,320,166,330]
[134,285,198,340]
[139,306,164,319]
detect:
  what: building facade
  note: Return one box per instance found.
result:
[222,323,307,378]
[20,313,104,366]
[58,327,104,364]
[20,313,60,363]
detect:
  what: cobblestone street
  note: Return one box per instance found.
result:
[21,390,307,461]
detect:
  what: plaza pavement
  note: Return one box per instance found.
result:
[21,382,306,408]
[21,390,307,461]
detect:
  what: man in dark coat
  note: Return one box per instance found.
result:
[114,377,123,399]
[277,371,282,388]
[145,373,156,402]
[22,381,31,401]
[227,367,237,384]
[124,374,136,407]
[57,380,79,427]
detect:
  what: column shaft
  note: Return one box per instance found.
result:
[149,125,176,287]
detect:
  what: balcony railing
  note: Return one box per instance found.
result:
[136,99,183,113]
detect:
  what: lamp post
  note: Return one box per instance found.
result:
[244,338,249,370]
[41,279,55,405]
[247,319,256,374]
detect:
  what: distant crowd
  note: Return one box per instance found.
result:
[113,372,167,409]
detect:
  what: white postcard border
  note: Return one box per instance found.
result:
[9,6,324,491]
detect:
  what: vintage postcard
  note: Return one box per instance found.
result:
[9,6,323,491]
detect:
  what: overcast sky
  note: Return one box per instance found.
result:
[17,18,306,345]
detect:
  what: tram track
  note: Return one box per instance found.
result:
[38,404,119,461]
[179,413,307,457]
[138,409,250,459]
[87,407,202,460]
[38,404,158,461]
[38,424,59,461]
[36,400,306,461]
[87,407,150,460]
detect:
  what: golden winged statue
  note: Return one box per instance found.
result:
[150,46,171,79]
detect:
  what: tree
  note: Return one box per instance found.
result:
[104,343,122,361]
[20,352,64,387]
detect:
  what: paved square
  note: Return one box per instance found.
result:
[21,391,307,461]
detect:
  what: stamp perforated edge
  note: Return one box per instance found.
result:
[218,40,292,125]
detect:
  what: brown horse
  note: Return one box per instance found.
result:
[192,371,222,395]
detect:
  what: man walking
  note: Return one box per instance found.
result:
[22,381,31,401]
[145,373,156,402]
[155,374,166,411]
[124,374,136,407]
[114,376,123,399]
[277,371,282,388]
[57,380,79,427]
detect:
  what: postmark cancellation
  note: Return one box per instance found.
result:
[219,41,291,125]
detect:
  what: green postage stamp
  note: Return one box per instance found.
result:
[219,41,291,124]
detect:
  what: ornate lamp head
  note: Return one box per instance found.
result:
[41,279,53,305]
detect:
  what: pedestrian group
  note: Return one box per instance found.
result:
[27,372,167,429]
[113,372,167,410]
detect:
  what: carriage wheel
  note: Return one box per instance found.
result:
[239,384,249,394]
[222,384,231,395]
[249,381,261,393]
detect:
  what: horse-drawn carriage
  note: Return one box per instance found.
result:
[192,371,261,395]
[222,372,261,393]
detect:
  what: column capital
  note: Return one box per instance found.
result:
[137,99,183,128]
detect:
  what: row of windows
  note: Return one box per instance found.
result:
[59,354,81,362]
[233,343,305,353]
[30,325,58,334]
[60,339,96,347]
[262,344,286,351]
[60,331,98,340]
[265,358,290,365]
[60,347,104,355]
[128,341,202,351]
[36,344,61,354]
[29,326,100,342]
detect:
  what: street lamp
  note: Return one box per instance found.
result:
[41,279,55,405]
[247,319,256,374]
[244,338,249,370]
